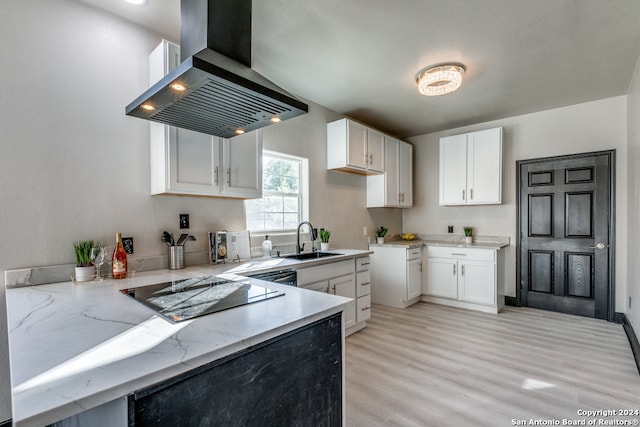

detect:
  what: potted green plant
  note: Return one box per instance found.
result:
[463,226,473,244]
[73,240,95,282]
[319,229,331,251]
[376,226,388,244]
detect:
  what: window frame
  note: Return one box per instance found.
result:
[244,150,309,233]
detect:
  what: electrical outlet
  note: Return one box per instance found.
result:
[179,214,190,229]
[122,237,134,255]
[448,225,454,233]
[363,226,368,236]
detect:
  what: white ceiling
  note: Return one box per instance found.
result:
[77,0,640,138]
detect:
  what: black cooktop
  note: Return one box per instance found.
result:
[120,276,284,322]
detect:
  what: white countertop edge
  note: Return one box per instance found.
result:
[7,253,364,426]
[13,304,347,427]
[369,239,509,250]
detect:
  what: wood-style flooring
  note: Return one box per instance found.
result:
[345,302,640,427]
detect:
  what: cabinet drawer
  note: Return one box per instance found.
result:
[356,294,371,323]
[297,260,353,285]
[356,256,371,271]
[427,246,495,262]
[356,270,371,297]
[406,247,421,260]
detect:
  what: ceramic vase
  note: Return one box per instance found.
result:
[321,242,330,251]
[75,265,94,282]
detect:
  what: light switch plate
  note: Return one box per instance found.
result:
[179,214,190,229]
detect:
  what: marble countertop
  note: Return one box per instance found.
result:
[369,237,509,250]
[6,249,370,427]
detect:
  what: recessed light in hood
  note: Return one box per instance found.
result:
[126,0,308,138]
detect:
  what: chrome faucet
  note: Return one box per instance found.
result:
[296,221,317,254]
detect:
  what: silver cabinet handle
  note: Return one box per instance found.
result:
[214,166,219,185]
[360,282,370,286]
[462,189,465,201]
[453,264,456,275]
[461,265,465,276]
[419,262,422,272]
[470,188,473,200]
[361,306,370,311]
[360,262,370,266]
[451,253,467,256]
[588,243,609,249]
[226,168,231,186]
[369,154,373,165]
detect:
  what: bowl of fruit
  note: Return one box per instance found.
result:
[401,232,416,241]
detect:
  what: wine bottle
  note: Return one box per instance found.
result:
[112,232,128,279]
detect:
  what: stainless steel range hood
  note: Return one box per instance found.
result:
[125,0,308,138]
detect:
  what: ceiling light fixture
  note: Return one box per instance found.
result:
[124,0,147,5]
[416,64,465,96]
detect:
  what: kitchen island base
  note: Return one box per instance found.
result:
[129,313,343,426]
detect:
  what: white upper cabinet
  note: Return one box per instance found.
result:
[366,137,413,208]
[327,118,385,175]
[439,127,502,205]
[222,131,262,198]
[148,40,262,199]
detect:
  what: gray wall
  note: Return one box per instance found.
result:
[0,0,401,422]
[626,57,640,335]
[405,97,629,309]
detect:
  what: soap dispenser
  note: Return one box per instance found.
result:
[262,235,273,258]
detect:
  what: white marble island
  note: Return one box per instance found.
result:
[6,260,355,427]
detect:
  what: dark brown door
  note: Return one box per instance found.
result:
[517,151,614,320]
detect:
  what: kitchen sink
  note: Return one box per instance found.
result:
[281,252,343,260]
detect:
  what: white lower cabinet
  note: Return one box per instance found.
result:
[296,256,371,335]
[355,257,372,323]
[369,245,422,309]
[330,275,356,329]
[423,246,502,313]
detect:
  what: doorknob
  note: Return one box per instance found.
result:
[588,243,608,249]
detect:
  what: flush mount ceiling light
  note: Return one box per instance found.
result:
[416,64,465,96]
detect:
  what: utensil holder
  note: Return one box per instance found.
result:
[169,246,184,270]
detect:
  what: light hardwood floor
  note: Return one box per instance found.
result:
[345,302,640,427]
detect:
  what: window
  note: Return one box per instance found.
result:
[245,151,308,231]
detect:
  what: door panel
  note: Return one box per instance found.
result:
[518,151,613,320]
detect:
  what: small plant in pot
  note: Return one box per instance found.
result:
[319,229,331,251]
[73,240,95,282]
[463,226,473,244]
[376,226,388,244]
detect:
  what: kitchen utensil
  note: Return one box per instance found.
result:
[176,233,189,246]
[161,233,172,247]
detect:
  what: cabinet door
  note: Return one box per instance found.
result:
[347,120,368,170]
[407,258,422,300]
[384,137,400,206]
[158,128,221,196]
[426,258,458,299]
[301,280,329,293]
[222,130,262,198]
[439,134,468,205]
[398,141,413,207]
[459,260,496,305]
[366,128,385,173]
[330,274,356,329]
[467,128,502,204]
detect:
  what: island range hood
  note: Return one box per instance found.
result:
[125,0,308,138]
